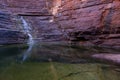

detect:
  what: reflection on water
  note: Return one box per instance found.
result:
[21,42,34,63]
[20,16,34,62]
[0,42,120,80]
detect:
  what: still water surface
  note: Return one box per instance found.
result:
[0,42,120,80]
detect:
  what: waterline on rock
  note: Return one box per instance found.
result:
[20,16,34,62]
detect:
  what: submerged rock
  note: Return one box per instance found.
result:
[92,53,120,65]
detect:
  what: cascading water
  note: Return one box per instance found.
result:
[20,16,34,62]
[21,16,34,44]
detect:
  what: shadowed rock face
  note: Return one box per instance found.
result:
[0,30,28,45]
[0,12,28,45]
[0,0,120,47]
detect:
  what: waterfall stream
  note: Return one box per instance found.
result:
[20,16,34,62]
[21,16,33,44]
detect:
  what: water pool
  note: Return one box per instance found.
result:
[0,42,120,80]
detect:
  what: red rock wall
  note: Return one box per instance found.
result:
[0,0,120,47]
[52,0,120,48]
[56,0,120,32]
[0,0,63,41]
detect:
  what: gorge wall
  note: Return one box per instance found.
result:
[0,12,28,44]
[0,0,120,48]
[0,0,63,41]
[54,0,120,48]
[0,0,63,43]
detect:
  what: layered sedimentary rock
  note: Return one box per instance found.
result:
[0,12,28,44]
[54,0,120,48]
[22,16,63,41]
[0,0,63,41]
[0,0,63,42]
[0,30,28,44]
[0,0,48,14]
[0,0,120,47]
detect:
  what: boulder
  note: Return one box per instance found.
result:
[92,53,120,65]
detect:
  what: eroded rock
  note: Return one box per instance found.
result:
[92,53,120,65]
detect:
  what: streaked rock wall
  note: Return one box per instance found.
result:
[0,0,120,47]
[54,0,120,48]
[0,12,28,44]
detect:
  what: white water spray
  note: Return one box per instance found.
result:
[20,16,34,62]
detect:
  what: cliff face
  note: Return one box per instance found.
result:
[0,0,63,42]
[0,0,120,47]
[0,12,28,44]
[0,0,63,41]
[54,0,120,48]
[0,0,47,14]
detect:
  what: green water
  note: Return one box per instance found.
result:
[0,42,120,80]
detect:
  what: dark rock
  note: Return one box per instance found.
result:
[0,0,120,47]
[0,30,28,45]
[0,12,28,45]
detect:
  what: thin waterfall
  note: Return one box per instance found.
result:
[21,16,34,44]
[20,16,34,62]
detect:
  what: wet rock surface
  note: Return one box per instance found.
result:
[22,16,63,41]
[0,0,63,42]
[0,30,28,45]
[0,12,28,44]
